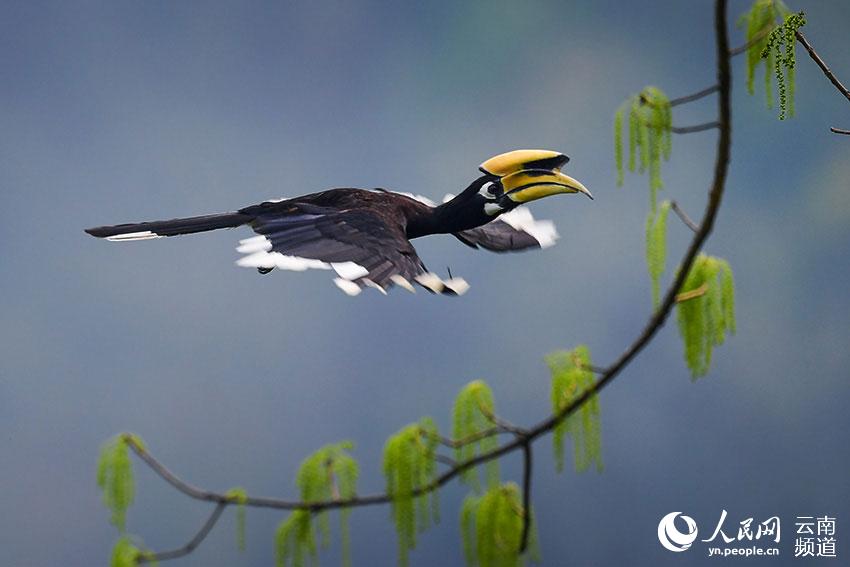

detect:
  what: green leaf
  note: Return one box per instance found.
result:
[676,254,737,378]
[275,441,359,566]
[110,536,140,567]
[645,201,671,309]
[452,381,500,492]
[225,487,249,552]
[275,511,315,567]
[614,88,672,209]
[546,347,603,473]
[383,417,441,566]
[97,435,137,532]
[461,483,537,567]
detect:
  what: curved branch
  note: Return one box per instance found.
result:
[139,502,227,563]
[118,0,734,561]
[670,84,719,107]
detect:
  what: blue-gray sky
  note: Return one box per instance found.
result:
[1,1,848,565]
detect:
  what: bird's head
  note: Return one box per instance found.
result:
[475,149,592,215]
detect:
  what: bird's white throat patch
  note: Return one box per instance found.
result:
[498,207,559,248]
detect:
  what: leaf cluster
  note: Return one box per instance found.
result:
[614,86,672,209]
[97,434,137,532]
[676,254,737,378]
[225,487,249,552]
[646,200,672,309]
[546,346,602,474]
[460,483,539,567]
[97,434,157,567]
[382,417,440,566]
[738,0,794,114]
[760,11,806,119]
[453,380,500,492]
[276,442,359,567]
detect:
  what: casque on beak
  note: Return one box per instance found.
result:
[479,149,593,203]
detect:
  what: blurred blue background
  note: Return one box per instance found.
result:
[1,1,848,565]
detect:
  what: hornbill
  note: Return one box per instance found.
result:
[85,149,592,295]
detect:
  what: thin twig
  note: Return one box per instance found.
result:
[518,442,533,553]
[432,427,501,449]
[795,31,850,103]
[117,1,734,561]
[670,200,700,233]
[675,283,709,303]
[477,402,527,436]
[435,454,457,467]
[139,502,227,563]
[671,121,720,134]
[670,85,719,107]
[729,24,772,57]
[668,25,765,109]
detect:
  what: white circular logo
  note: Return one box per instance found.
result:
[657,512,699,552]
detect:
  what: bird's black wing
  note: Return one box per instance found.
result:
[453,207,558,252]
[237,202,466,295]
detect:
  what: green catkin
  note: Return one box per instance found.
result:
[383,418,441,567]
[461,483,534,567]
[765,43,775,109]
[225,488,248,552]
[646,201,671,308]
[110,537,140,567]
[614,108,624,186]
[546,347,602,474]
[275,511,315,567]
[97,435,138,532]
[613,88,672,207]
[760,11,804,119]
[638,100,650,173]
[628,103,638,172]
[676,255,737,378]
[740,0,804,118]
[273,442,357,567]
[460,495,479,567]
[452,381,500,492]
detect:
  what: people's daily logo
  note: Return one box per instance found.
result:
[657,512,699,552]
[657,511,837,558]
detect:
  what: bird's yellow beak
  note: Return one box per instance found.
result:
[479,149,593,203]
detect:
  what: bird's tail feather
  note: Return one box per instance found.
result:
[85,212,252,241]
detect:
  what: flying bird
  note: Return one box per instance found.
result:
[85,149,592,295]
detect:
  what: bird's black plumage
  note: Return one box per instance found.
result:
[85,150,590,295]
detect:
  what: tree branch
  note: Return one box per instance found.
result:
[795,31,850,103]
[670,200,700,233]
[794,30,850,135]
[669,84,719,107]
[477,402,528,436]
[671,121,720,134]
[115,0,734,561]
[432,427,502,449]
[139,502,227,563]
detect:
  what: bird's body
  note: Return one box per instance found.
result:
[85,150,592,295]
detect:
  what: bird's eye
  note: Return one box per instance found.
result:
[478,181,499,199]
